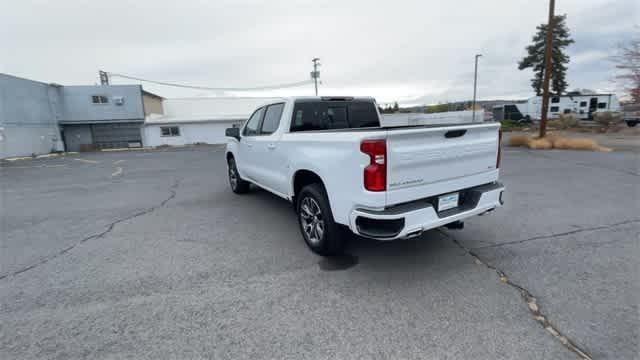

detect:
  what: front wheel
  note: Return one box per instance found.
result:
[297,184,346,256]
[228,157,250,194]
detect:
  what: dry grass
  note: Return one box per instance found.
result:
[552,137,612,152]
[527,137,553,149]
[508,134,531,147]
[506,133,612,152]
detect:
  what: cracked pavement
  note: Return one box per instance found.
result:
[1,146,638,359]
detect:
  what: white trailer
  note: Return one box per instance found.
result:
[495,94,619,122]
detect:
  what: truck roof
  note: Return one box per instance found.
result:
[282,96,376,102]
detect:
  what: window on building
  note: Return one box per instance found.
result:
[598,102,607,109]
[550,106,559,113]
[579,101,587,107]
[160,126,180,137]
[563,109,572,114]
[91,95,109,104]
[551,96,560,103]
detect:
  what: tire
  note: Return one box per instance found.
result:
[626,121,638,127]
[228,157,250,194]
[296,183,346,256]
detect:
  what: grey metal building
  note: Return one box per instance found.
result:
[0,74,64,158]
[0,73,163,157]
[59,85,148,151]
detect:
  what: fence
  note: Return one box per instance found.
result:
[381,110,487,127]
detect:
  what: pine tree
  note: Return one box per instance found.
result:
[518,14,574,95]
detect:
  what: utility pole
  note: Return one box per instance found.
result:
[472,54,482,122]
[539,0,555,138]
[99,70,109,85]
[311,58,321,96]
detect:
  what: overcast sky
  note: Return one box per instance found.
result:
[1,0,637,105]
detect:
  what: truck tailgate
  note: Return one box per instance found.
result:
[385,123,500,206]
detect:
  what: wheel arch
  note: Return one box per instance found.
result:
[226,151,235,162]
[291,169,326,207]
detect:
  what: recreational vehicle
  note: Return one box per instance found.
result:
[494,94,619,122]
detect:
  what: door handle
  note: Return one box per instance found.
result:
[267,144,276,150]
[247,143,253,148]
[445,129,467,138]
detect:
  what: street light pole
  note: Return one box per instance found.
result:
[472,54,482,122]
[99,70,109,85]
[311,58,321,96]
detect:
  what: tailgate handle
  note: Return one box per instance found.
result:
[445,129,467,138]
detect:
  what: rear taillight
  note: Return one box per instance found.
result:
[497,128,502,168]
[360,139,386,191]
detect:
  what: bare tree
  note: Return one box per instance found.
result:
[613,31,640,103]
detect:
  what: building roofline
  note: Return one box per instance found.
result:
[59,119,145,125]
[144,117,245,126]
[0,72,52,86]
[142,89,164,99]
[164,96,284,100]
[532,93,616,98]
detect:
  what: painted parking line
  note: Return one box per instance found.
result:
[111,166,123,177]
[113,159,125,165]
[73,158,99,164]
[3,164,67,169]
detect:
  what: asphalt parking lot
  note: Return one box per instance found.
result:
[1,145,638,360]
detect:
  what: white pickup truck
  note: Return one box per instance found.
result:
[225,97,504,255]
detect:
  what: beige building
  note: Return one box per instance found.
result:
[142,90,164,115]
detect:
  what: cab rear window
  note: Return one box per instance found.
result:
[290,100,380,132]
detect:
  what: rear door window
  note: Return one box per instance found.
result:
[349,101,380,128]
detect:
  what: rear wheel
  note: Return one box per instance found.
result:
[228,157,250,194]
[297,184,345,255]
[626,120,638,127]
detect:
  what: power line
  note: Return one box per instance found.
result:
[106,72,313,91]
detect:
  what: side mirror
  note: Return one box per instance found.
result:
[225,127,241,141]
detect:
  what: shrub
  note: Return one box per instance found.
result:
[506,133,611,152]
[593,112,622,129]
[527,137,553,149]
[500,120,524,131]
[508,134,531,146]
[548,113,578,129]
[552,137,611,152]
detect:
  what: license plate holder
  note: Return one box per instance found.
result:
[438,192,460,212]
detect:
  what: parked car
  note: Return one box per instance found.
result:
[225,97,505,255]
[623,104,640,127]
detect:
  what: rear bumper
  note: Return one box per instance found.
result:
[348,182,505,240]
